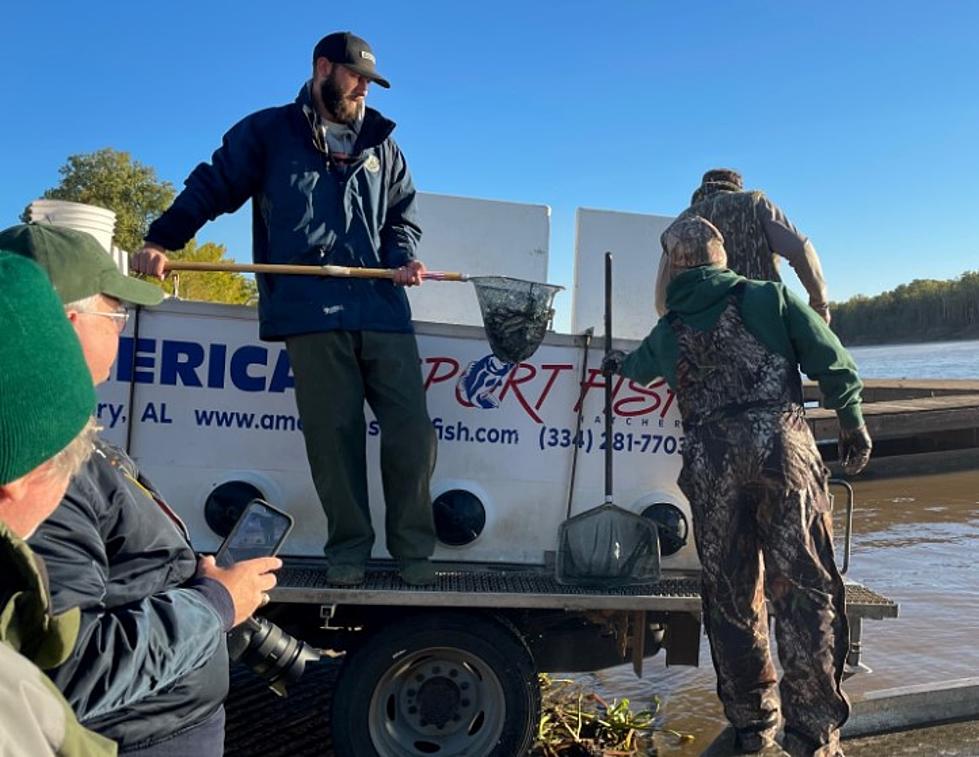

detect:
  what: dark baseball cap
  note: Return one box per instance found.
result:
[313,32,391,88]
[0,223,164,307]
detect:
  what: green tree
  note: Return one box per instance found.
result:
[162,240,257,305]
[28,148,256,305]
[26,148,174,253]
[832,269,979,345]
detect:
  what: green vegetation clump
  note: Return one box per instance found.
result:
[531,675,693,756]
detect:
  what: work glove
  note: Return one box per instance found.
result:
[838,424,872,475]
[601,349,627,376]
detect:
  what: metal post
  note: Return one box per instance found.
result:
[604,252,613,503]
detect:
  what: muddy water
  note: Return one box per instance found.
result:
[576,338,979,753]
[575,469,979,753]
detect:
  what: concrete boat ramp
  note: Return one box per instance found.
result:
[699,678,979,756]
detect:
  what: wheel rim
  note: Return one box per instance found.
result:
[368,646,507,756]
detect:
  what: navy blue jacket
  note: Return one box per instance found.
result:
[29,439,233,750]
[146,84,423,340]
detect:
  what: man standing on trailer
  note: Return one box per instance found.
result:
[655,168,832,324]
[605,216,872,756]
[131,31,438,586]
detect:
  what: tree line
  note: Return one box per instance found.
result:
[831,273,979,345]
[24,148,256,304]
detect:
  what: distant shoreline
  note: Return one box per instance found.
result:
[841,329,979,349]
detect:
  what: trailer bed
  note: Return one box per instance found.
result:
[272,558,898,619]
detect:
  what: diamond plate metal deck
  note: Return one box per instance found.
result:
[271,558,898,618]
[843,581,900,619]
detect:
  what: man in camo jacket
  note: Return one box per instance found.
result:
[606,216,872,756]
[655,168,832,324]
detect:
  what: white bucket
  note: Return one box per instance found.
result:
[28,199,117,254]
[111,244,130,276]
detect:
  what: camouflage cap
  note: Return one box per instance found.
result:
[701,168,743,192]
[661,215,727,269]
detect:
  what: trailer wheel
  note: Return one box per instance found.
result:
[331,611,540,757]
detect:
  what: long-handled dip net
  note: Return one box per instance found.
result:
[467,275,563,363]
[555,252,661,587]
[165,262,563,364]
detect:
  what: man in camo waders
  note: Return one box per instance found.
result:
[655,168,832,325]
[605,216,872,756]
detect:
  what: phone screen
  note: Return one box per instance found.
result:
[215,500,294,568]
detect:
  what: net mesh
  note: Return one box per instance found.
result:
[471,276,563,363]
[556,504,662,586]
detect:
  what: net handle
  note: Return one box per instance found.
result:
[604,251,613,501]
[164,261,470,281]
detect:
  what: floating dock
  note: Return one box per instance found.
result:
[805,380,979,463]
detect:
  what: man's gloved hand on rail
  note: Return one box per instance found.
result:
[601,349,626,376]
[838,424,872,476]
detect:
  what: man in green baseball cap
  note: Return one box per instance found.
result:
[0,223,163,384]
[0,223,164,306]
[4,221,280,754]
[0,251,115,755]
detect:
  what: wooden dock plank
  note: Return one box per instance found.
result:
[804,379,979,403]
[807,394,979,440]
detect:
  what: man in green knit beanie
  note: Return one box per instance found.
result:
[0,251,115,755]
[604,216,871,757]
[0,222,280,755]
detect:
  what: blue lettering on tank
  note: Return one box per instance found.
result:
[161,340,205,387]
[269,349,295,393]
[117,337,157,384]
[208,344,227,389]
[230,345,268,392]
[114,338,298,394]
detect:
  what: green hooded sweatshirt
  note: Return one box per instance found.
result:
[0,522,117,756]
[620,267,864,431]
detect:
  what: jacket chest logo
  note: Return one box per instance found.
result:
[365,154,381,173]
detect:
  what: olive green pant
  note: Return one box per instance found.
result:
[286,331,437,565]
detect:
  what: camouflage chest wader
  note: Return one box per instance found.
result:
[684,191,780,283]
[669,284,849,757]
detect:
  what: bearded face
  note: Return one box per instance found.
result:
[319,68,364,124]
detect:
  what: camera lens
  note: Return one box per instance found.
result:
[229,616,321,697]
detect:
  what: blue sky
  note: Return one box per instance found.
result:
[3,1,977,324]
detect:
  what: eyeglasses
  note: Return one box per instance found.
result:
[81,308,130,331]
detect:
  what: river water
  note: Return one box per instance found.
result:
[580,339,979,753]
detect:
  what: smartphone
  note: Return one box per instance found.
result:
[214,499,295,568]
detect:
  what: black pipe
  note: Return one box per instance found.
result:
[604,252,613,501]
[124,305,141,454]
[565,327,593,520]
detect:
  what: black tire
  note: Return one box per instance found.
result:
[331,611,540,757]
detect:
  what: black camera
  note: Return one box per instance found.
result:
[228,615,321,697]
